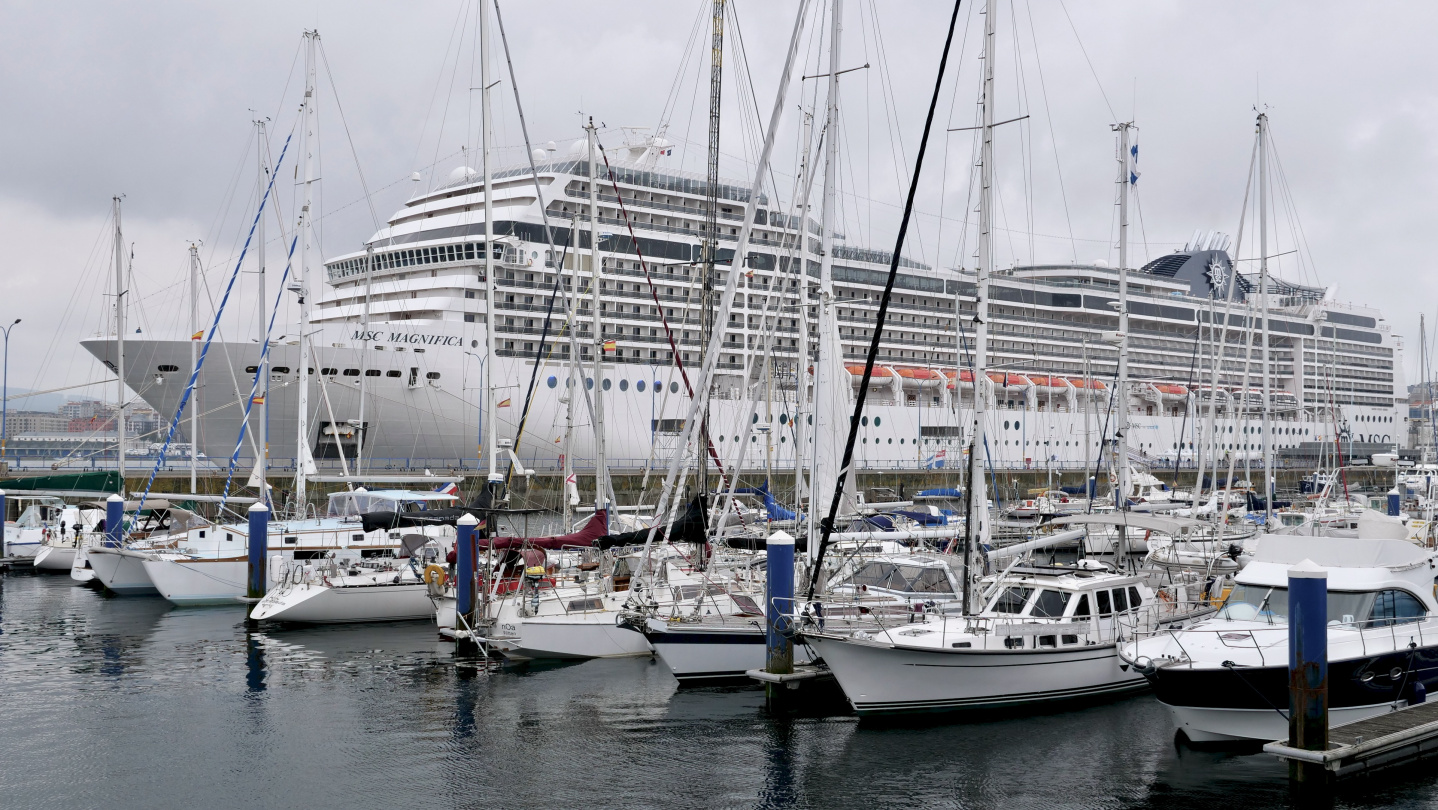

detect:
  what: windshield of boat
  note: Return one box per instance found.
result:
[841,561,954,594]
[1217,585,1427,626]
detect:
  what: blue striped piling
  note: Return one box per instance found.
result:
[766,530,796,681]
[1289,558,1328,783]
[455,514,478,634]
[246,502,269,601]
[104,494,123,548]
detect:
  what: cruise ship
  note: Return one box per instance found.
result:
[84,138,1405,476]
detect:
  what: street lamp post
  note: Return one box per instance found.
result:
[0,319,21,469]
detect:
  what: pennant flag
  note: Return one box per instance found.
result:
[497,398,512,407]
[191,330,204,340]
[602,339,617,353]
[251,395,265,405]
[554,436,563,443]
[434,482,459,496]
[1129,143,1140,186]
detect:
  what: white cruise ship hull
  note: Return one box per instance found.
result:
[805,635,1145,715]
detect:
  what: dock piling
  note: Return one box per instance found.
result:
[246,502,269,601]
[456,514,478,633]
[1288,558,1329,783]
[104,493,123,548]
[765,530,795,704]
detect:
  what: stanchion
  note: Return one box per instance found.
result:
[1288,558,1328,784]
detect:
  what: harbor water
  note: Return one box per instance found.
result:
[3,570,1437,809]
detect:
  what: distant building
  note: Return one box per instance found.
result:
[3,411,70,435]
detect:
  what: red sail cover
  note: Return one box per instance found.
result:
[480,510,609,550]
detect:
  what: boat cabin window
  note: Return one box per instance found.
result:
[1029,589,1071,618]
[1370,590,1426,628]
[1217,585,1401,626]
[1113,588,1129,613]
[1128,587,1143,609]
[991,586,1034,614]
[731,594,762,616]
[1096,591,1112,617]
[1072,594,1090,618]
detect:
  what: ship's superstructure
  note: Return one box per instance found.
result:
[85,145,1404,476]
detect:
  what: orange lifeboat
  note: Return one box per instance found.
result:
[1065,377,1107,391]
[894,367,944,390]
[845,364,894,378]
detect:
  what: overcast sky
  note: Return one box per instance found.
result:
[3,0,1436,406]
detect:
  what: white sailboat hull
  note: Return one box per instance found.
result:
[143,558,249,606]
[87,548,159,595]
[489,613,652,660]
[32,545,76,571]
[251,581,434,623]
[804,635,1146,715]
[644,618,814,683]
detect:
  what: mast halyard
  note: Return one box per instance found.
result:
[794,106,813,549]
[113,195,127,497]
[294,29,319,516]
[698,0,725,510]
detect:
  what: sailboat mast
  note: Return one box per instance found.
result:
[699,0,725,505]
[965,0,996,573]
[1258,111,1273,523]
[294,30,318,514]
[188,242,200,495]
[810,0,842,557]
[1113,121,1133,517]
[113,196,127,495]
[588,120,608,518]
[793,107,813,536]
[255,119,269,507]
[482,0,500,489]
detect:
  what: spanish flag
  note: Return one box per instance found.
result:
[602,339,617,353]
[498,398,512,407]
[191,330,204,340]
[251,395,265,405]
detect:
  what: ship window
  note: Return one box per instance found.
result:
[1072,594,1090,618]
[426,372,440,380]
[157,364,180,372]
[272,366,290,374]
[1030,589,1071,618]
[366,369,382,377]
[992,586,1034,615]
[547,376,557,388]
[636,380,646,392]
[1038,635,1057,648]
[321,368,337,376]
[670,382,679,394]
[386,370,401,378]
[343,369,359,376]
[602,379,612,391]
[1096,591,1113,616]
[245,366,258,374]
[1113,588,1129,613]
[619,380,629,391]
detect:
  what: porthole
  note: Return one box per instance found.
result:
[808,415,813,425]
[602,379,612,391]
[1004,421,1010,430]
[157,364,180,373]
[619,380,629,391]
[547,376,557,389]
[874,417,882,427]
[861,416,869,427]
[653,380,661,391]
[636,380,646,392]
[471,340,479,348]
[752,413,759,424]
[887,438,893,444]
[385,370,401,378]
[670,382,679,394]
[426,372,441,380]
[779,414,788,425]
[586,378,594,390]
[1015,420,1021,430]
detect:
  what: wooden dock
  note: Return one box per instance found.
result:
[1264,700,1438,778]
